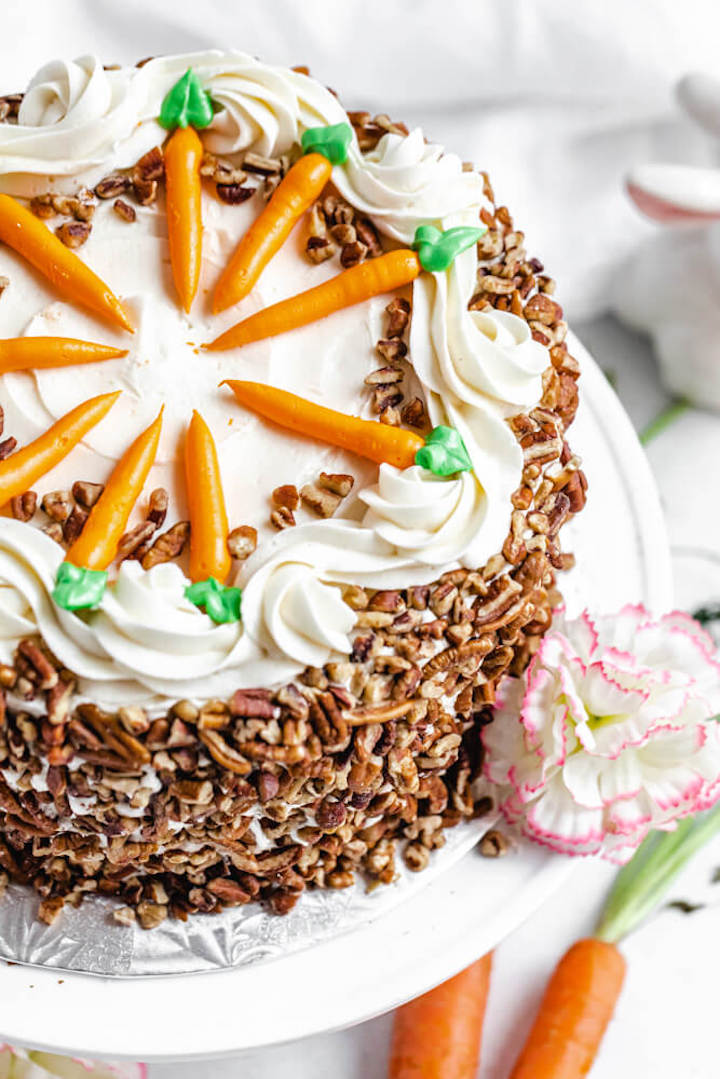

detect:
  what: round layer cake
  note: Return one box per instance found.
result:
[0,52,585,927]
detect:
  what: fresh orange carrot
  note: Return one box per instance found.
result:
[0,337,127,375]
[165,125,204,313]
[224,380,424,469]
[185,410,231,583]
[0,391,121,509]
[65,409,163,571]
[206,248,421,350]
[0,194,133,333]
[508,938,626,1079]
[388,954,493,1079]
[212,152,332,313]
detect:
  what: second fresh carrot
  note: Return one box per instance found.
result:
[0,194,133,333]
[508,938,626,1079]
[388,953,493,1079]
[65,409,163,571]
[165,125,204,313]
[0,337,127,375]
[185,410,231,583]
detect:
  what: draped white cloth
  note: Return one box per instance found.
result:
[3,0,720,318]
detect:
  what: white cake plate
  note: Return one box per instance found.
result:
[0,333,672,1061]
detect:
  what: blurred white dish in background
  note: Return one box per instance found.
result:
[615,73,720,411]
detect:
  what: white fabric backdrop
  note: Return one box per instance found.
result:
[4,0,720,317]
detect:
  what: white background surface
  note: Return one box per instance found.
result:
[3,3,720,1074]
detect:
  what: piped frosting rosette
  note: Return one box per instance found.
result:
[333,128,487,244]
[410,240,548,416]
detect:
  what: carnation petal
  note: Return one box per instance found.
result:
[598,752,643,804]
[524,774,604,851]
[564,608,599,660]
[561,752,604,808]
[581,660,647,717]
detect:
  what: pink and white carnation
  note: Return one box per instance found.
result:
[482,605,720,862]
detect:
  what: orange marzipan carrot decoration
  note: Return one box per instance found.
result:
[388,954,493,1079]
[0,391,121,509]
[206,248,421,351]
[65,408,164,571]
[224,380,425,470]
[165,126,204,313]
[212,152,332,314]
[0,337,127,375]
[0,194,133,333]
[185,410,231,584]
[508,938,626,1079]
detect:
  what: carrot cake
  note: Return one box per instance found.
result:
[0,52,585,927]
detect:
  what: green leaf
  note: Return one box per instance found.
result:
[159,68,215,131]
[185,577,242,624]
[415,425,473,476]
[52,562,108,611]
[595,801,720,944]
[301,122,353,165]
[413,224,487,272]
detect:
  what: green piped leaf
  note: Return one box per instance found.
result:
[415,426,473,477]
[301,122,353,165]
[159,69,215,131]
[186,577,242,624]
[52,562,108,611]
[413,224,487,273]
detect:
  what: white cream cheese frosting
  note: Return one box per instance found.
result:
[410,243,548,415]
[0,51,346,197]
[0,50,551,700]
[359,464,488,568]
[333,129,487,245]
[242,561,355,670]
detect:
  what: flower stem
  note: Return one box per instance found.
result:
[639,398,689,446]
[595,801,720,944]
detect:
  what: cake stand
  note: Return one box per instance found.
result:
[0,333,672,1061]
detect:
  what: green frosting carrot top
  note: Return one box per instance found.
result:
[301,122,353,165]
[159,69,215,131]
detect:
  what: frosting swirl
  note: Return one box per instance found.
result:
[0,522,291,707]
[359,464,488,567]
[0,582,36,664]
[20,55,113,128]
[334,129,487,245]
[2,57,153,194]
[411,245,548,414]
[242,560,355,669]
[93,562,245,684]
